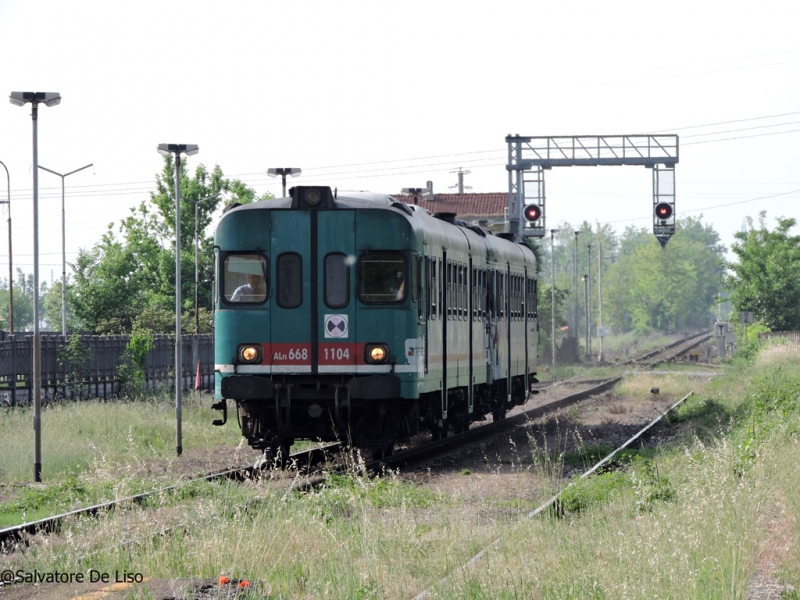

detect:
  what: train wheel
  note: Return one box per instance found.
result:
[263,440,293,469]
[492,408,507,422]
[431,423,449,441]
[372,441,395,461]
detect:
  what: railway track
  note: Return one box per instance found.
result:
[0,331,712,552]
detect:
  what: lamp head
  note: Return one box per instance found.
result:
[157,143,199,156]
[268,168,302,177]
[9,91,61,107]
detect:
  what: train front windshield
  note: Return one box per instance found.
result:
[223,254,268,304]
[358,252,406,303]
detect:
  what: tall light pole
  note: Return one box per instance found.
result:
[157,143,199,458]
[573,230,582,340]
[598,240,605,362]
[586,243,593,360]
[267,167,301,197]
[0,160,12,333]
[9,91,61,483]
[187,193,220,334]
[38,163,93,340]
[550,228,560,366]
[582,273,589,360]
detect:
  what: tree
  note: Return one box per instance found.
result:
[537,283,570,363]
[603,217,724,333]
[70,159,270,333]
[0,270,48,331]
[725,213,800,331]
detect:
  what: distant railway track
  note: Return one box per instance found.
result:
[0,331,712,552]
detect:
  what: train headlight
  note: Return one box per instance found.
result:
[365,343,389,364]
[238,344,262,364]
[305,189,321,206]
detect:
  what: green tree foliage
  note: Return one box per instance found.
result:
[725,213,800,331]
[537,283,570,362]
[71,158,270,333]
[0,270,48,332]
[604,217,725,333]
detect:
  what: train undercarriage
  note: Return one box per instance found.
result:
[219,373,536,461]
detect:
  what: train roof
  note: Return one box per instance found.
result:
[220,190,535,266]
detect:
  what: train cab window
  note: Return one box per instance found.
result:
[276,253,303,308]
[223,254,268,304]
[324,253,349,309]
[358,252,406,303]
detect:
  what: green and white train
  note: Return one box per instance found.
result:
[214,186,538,459]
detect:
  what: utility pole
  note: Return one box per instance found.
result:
[0,160,11,333]
[583,274,589,360]
[10,90,62,482]
[598,240,605,362]
[449,167,471,193]
[157,143,200,458]
[550,229,559,366]
[38,163,93,340]
[573,230,582,340]
[587,243,593,360]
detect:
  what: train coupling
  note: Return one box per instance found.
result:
[212,400,228,426]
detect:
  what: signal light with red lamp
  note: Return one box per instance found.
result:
[523,204,542,222]
[655,202,673,220]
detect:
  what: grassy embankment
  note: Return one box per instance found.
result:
[0,391,252,526]
[3,338,798,598]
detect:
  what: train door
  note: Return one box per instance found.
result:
[485,269,500,383]
[316,210,357,373]
[269,211,312,373]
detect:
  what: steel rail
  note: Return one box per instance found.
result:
[0,332,708,550]
[0,443,340,550]
[411,390,695,600]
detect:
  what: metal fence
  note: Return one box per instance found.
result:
[0,333,214,406]
[758,331,800,347]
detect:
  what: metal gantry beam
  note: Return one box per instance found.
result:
[506,134,679,242]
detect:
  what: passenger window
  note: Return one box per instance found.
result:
[358,252,406,303]
[324,253,349,309]
[223,254,268,304]
[276,253,303,308]
[447,262,453,319]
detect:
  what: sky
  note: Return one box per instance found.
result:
[0,0,798,284]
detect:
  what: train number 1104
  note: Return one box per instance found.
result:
[323,347,350,361]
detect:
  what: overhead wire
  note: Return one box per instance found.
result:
[4,107,800,203]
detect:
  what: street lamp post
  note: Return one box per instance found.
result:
[550,229,560,366]
[598,240,605,362]
[0,160,12,334]
[573,230,582,341]
[586,243,593,360]
[157,143,199,458]
[187,194,220,334]
[267,168,301,197]
[9,91,61,483]
[583,273,589,360]
[38,163,93,340]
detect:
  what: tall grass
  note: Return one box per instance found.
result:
[0,392,245,484]
[3,341,799,598]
